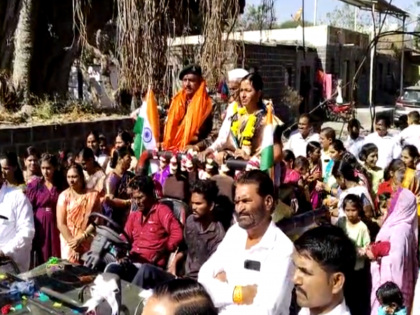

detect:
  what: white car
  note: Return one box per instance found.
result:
[395,86,420,125]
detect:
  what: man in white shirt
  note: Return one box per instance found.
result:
[0,172,35,273]
[285,114,320,158]
[294,225,356,315]
[207,68,249,154]
[364,116,401,169]
[344,119,364,159]
[398,111,420,152]
[198,170,294,315]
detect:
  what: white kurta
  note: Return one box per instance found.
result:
[0,184,35,272]
[198,221,294,315]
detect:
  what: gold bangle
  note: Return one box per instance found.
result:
[233,286,243,304]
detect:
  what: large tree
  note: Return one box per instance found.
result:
[0,0,245,106]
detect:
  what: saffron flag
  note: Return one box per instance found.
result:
[260,105,274,176]
[133,89,160,160]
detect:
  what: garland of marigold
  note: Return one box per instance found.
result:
[230,103,258,147]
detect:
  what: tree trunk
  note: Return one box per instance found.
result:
[0,0,22,70]
[12,0,37,102]
[1,0,114,101]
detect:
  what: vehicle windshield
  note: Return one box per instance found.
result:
[402,89,420,101]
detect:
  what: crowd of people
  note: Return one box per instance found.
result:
[0,63,419,315]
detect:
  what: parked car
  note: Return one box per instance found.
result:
[395,86,420,125]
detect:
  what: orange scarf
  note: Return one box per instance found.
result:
[163,81,212,150]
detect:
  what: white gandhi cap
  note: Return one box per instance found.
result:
[227,68,249,81]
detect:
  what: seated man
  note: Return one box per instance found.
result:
[162,64,219,152]
[105,176,183,281]
[132,179,226,289]
[0,167,35,273]
[198,170,295,315]
[207,68,249,155]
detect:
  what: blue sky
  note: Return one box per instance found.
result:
[247,0,415,22]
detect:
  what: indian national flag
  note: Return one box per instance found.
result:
[133,89,160,161]
[260,105,274,177]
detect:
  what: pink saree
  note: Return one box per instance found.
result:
[370,188,418,315]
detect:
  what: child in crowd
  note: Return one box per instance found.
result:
[306,141,322,209]
[359,143,384,197]
[283,150,295,170]
[376,192,391,226]
[337,194,370,270]
[319,127,336,177]
[338,194,371,315]
[284,156,309,186]
[376,282,407,315]
[284,156,311,211]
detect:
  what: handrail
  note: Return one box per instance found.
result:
[135,150,248,175]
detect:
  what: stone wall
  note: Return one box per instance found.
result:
[0,117,132,156]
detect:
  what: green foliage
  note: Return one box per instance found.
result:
[236,4,278,31]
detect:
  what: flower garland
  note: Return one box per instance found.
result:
[230,103,258,148]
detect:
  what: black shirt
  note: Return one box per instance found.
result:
[183,216,225,279]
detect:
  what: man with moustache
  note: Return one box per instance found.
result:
[162,64,219,152]
[131,179,226,288]
[104,176,183,281]
[205,68,249,156]
[285,113,320,158]
[293,225,356,315]
[198,170,294,315]
[0,164,35,273]
[364,116,401,169]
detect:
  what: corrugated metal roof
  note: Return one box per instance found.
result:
[337,0,409,18]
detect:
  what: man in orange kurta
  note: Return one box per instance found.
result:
[162,65,218,152]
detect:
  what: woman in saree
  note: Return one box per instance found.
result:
[26,153,66,266]
[0,152,26,191]
[57,164,101,263]
[102,146,134,227]
[215,73,279,164]
[400,145,420,208]
[78,147,105,195]
[368,187,418,315]
[377,159,420,205]
[23,146,41,184]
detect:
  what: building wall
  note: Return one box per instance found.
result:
[0,117,132,156]
[319,44,399,105]
[238,43,319,119]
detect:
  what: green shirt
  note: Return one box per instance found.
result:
[338,217,371,270]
